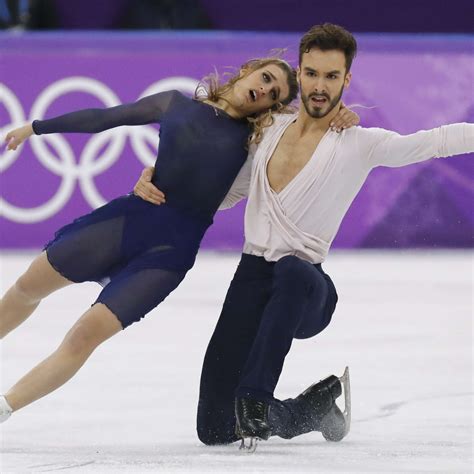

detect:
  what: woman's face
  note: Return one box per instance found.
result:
[231,64,291,116]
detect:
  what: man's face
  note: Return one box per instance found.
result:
[298,48,351,119]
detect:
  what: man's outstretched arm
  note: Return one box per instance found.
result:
[365,123,474,168]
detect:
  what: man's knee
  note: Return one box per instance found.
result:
[197,417,235,446]
[274,256,320,293]
[197,425,232,446]
[197,401,237,446]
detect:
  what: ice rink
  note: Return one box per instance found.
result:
[0,251,472,473]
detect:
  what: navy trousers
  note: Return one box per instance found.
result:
[197,253,338,445]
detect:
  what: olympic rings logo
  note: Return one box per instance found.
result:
[0,76,199,223]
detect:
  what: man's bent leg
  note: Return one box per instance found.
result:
[236,255,334,401]
[269,373,344,440]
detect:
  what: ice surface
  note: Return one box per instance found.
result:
[0,250,472,473]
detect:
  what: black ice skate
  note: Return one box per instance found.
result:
[296,366,351,442]
[235,397,271,452]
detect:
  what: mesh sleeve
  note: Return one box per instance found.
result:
[32,90,178,135]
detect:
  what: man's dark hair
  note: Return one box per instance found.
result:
[299,23,358,72]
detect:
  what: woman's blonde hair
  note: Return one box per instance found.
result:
[195,57,298,145]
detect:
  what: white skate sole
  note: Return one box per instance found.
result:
[339,366,351,438]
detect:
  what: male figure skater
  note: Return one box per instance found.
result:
[135,23,474,451]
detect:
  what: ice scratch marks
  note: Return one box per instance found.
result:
[359,401,407,422]
[28,461,96,472]
[357,391,472,423]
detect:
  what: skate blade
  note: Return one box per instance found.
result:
[239,436,259,453]
[338,366,351,437]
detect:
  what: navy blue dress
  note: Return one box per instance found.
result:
[33,91,250,328]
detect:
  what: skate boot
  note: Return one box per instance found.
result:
[296,366,351,442]
[235,398,271,452]
[0,395,13,423]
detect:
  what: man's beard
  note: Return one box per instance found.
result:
[301,83,345,118]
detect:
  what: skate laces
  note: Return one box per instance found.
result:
[241,399,267,421]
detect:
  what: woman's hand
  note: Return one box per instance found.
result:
[133,167,166,205]
[330,104,360,133]
[5,123,34,150]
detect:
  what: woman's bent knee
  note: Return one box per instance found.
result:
[14,276,42,305]
[14,253,72,304]
[62,324,98,356]
[61,305,122,356]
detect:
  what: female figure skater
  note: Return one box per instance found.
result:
[0,57,298,422]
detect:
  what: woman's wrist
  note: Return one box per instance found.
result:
[31,121,40,135]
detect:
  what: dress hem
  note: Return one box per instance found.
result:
[44,248,80,284]
[91,300,125,330]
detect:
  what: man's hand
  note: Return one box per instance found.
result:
[133,167,166,205]
[330,104,360,133]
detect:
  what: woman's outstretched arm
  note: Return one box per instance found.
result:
[5,90,178,150]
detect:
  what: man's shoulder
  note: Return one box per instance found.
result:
[345,125,394,135]
[343,125,397,142]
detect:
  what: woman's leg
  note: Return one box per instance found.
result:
[2,261,187,417]
[3,302,122,412]
[0,252,73,338]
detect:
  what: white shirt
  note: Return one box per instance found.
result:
[220,114,474,264]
